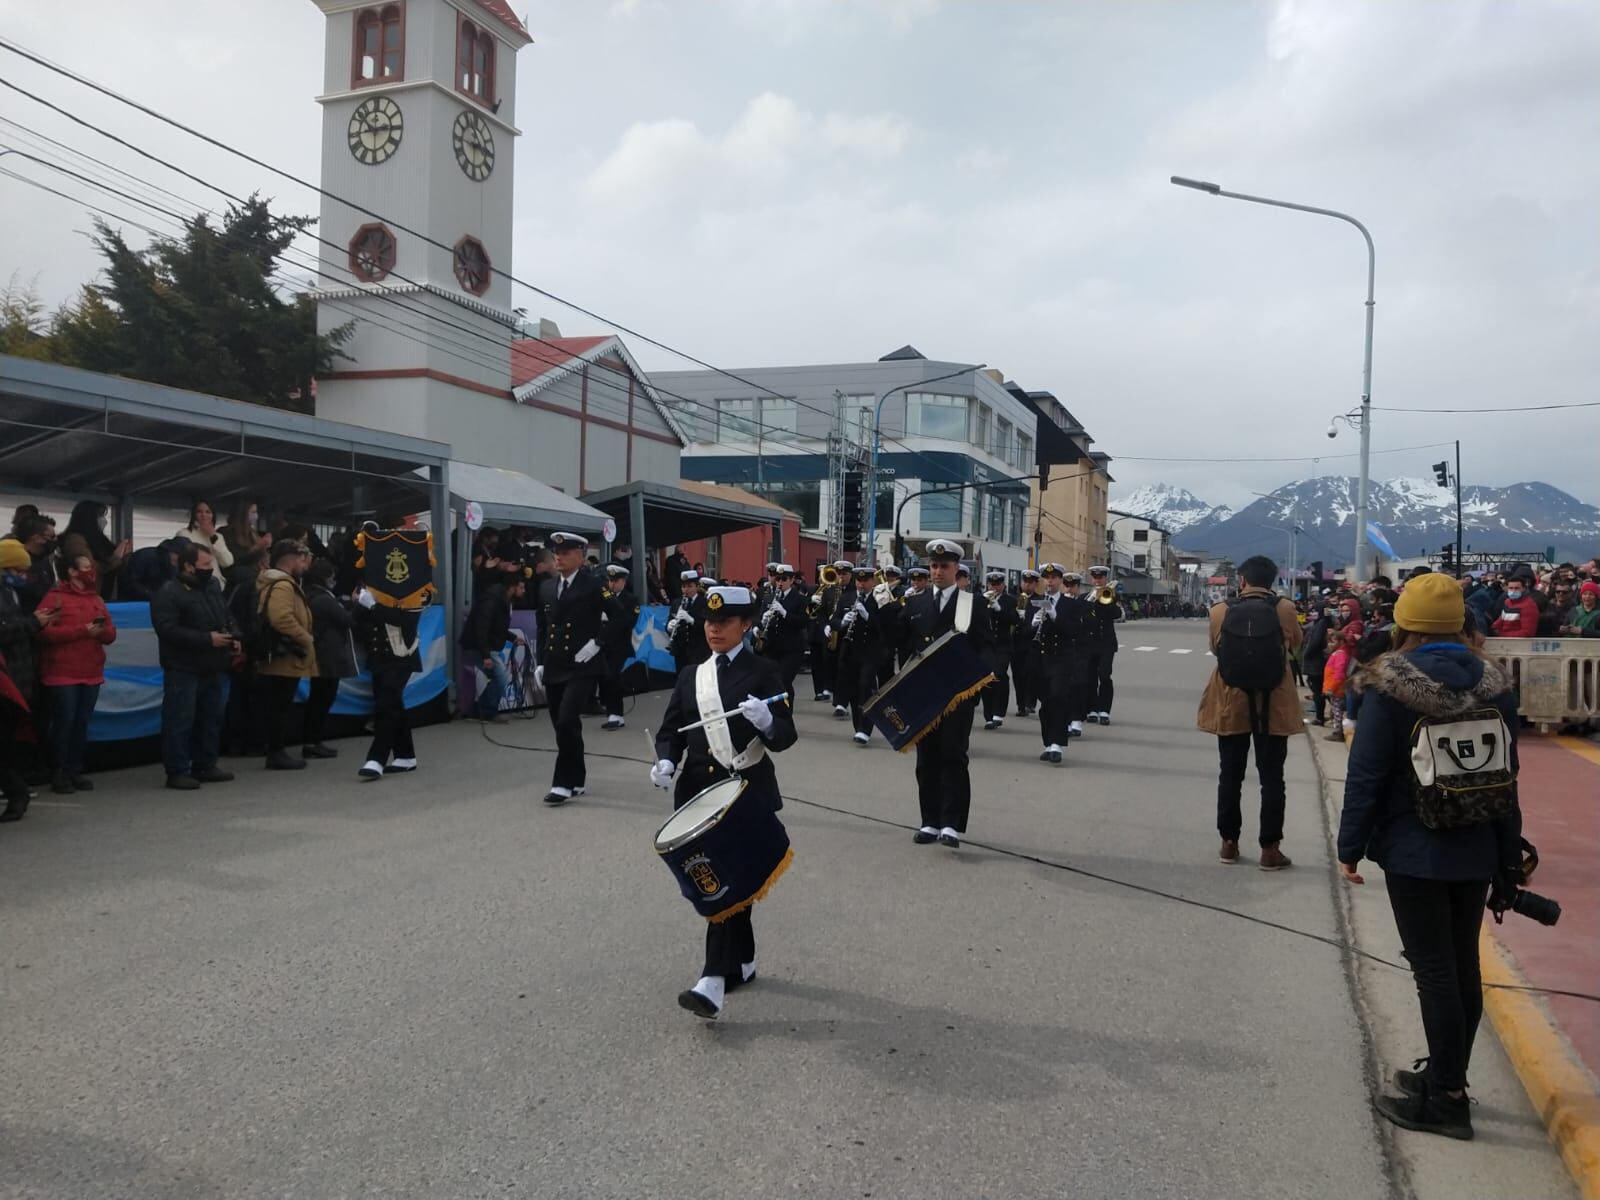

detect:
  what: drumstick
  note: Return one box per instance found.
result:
[676,694,789,734]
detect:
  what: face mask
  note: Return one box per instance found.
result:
[1506,589,1523,601]
[2,572,27,588]
[191,568,214,584]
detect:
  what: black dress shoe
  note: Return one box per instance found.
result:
[1048,750,1063,765]
[71,775,94,791]
[542,790,570,805]
[676,988,720,1019]
[301,744,339,759]
[937,832,960,849]
[0,796,29,821]
[1099,714,1112,726]
[165,775,202,791]
[1038,749,1052,761]
[194,767,235,783]
[265,751,306,771]
[912,828,937,844]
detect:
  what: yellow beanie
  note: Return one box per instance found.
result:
[1395,572,1465,634]
[0,539,32,571]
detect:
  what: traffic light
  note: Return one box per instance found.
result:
[1440,544,1455,571]
[841,470,864,549]
[1433,461,1450,488]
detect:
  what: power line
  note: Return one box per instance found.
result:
[1375,401,1600,414]
[1113,440,1458,464]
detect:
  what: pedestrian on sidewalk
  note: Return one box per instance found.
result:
[302,559,356,759]
[1197,555,1301,870]
[36,552,116,793]
[1322,629,1355,743]
[1336,571,1523,1142]
[255,540,318,771]
[150,543,237,790]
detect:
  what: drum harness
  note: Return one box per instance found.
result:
[476,709,1600,1007]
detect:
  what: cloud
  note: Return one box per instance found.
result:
[581,93,911,212]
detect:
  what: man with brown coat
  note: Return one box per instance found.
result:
[255,540,319,771]
[1197,555,1303,870]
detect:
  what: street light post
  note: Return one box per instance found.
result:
[865,363,984,565]
[1171,176,1376,580]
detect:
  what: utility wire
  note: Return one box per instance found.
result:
[1375,401,1600,414]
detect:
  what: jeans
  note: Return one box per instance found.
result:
[46,683,100,777]
[1384,873,1489,1091]
[1216,731,1288,846]
[162,669,224,778]
[474,652,509,716]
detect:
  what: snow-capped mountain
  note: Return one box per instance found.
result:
[1116,476,1599,567]
[1113,483,1233,535]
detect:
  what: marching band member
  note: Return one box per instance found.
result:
[758,562,781,611]
[1034,564,1088,764]
[597,564,640,731]
[808,563,844,703]
[1013,569,1042,718]
[668,571,710,673]
[836,565,898,745]
[1061,572,1091,738]
[956,563,972,592]
[900,539,992,847]
[828,563,859,719]
[1084,565,1123,725]
[905,565,930,597]
[757,564,809,701]
[652,585,798,1020]
[981,570,1019,730]
[534,532,623,805]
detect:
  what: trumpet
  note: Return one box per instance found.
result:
[1096,585,1118,605]
[807,564,839,619]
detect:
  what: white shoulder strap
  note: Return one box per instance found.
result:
[693,657,766,772]
[954,588,974,634]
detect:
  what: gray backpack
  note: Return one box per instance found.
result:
[1408,707,1516,829]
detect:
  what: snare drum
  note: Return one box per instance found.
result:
[654,777,793,922]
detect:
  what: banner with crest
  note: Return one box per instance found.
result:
[355,528,436,609]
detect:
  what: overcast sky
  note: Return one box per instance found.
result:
[1,0,1595,510]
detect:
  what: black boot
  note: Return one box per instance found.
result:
[51,771,75,795]
[0,793,28,822]
[1373,1083,1472,1140]
[265,750,307,771]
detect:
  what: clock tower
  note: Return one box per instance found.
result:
[308,0,531,462]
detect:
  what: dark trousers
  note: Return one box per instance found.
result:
[703,909,756,979]
[1384,873,1489,1092]
[0,710,30,803]
[262,675,301,754]
[1087,649,1116,714]
[303,677,341,746]
[767,651,803,703]
[982,654,1012,721]
[161,669,224,778]
[915,698,976,831]
[46,683,99,776]
[545,677,588,789]
[1216,732,1288,845]
[1039,662,1073,747]
[598,671,624,717]
[1012,646,1037,713]
[365,662,414,765]
[223,666,266,756]
[810,639,834,697]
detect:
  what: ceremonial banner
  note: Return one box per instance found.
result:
[355,528,436,609]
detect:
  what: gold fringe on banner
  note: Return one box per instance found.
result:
[896,673,996,753]
[705,846,794,924]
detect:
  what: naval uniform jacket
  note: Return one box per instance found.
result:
[537,568,622,685]
[760,586,811,659]
[899,584,992,665]
[655,647,798,812]
[837,587,899,671]
[1037,593,1089,673]
[1083,595,1122,653]
[602,584,641,670]
[983,591,1020,667]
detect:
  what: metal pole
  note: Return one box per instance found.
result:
[1454,438,1463,577]
[1170,177,1375,579]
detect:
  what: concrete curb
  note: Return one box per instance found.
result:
[1480,931,1600,1200]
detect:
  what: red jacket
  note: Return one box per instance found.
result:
[36,581,117,685]
[1490,592,1540,638]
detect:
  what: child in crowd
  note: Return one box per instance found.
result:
[1322,628,1353,743]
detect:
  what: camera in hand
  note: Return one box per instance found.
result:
[1487,838,1561,927]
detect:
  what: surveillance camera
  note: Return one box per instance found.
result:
[1326,423,1338,439]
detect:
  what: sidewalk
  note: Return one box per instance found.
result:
[1308,722,1595,1199]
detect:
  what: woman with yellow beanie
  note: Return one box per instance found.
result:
[1335,571,1523,1141]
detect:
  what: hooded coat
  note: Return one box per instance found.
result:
[1337,646,1522,880]
[255,569,318,679]
[1195,586,1305,737]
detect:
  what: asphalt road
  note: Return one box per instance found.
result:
[0,618,1488,1198]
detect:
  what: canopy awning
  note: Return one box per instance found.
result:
[579,478,790,546]
[440,459,609,532]
[0,355,449,519]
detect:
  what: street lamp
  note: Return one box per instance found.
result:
[865,362,984,563]
[1170,175,1376,580]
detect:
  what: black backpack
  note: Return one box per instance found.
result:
[1217,595,1287,733]
[229,577,288,664]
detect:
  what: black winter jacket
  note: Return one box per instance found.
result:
[151,574,234,676]
[1337,645,1522,881]
[308,586,358,679]
[461,584,512,658]
[0,582,41,697]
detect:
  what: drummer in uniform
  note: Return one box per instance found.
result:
[1013,569,1042,718]
[535,532,623,804]
[898,539,992,848]
[652,586,798,1020]
[980,569,1020,731]
[598,563,640,731]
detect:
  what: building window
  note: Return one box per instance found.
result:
[348,222,397,282]
[353,4,404,86]
[969,486,985,536]
[452,235,491,295]
[716,398,758,441]
[754,481,821,530]
[993,416,1012,464]
[456,19,495,105]
[761,397,798,436]
[974,404,991,455]
[1134,554,1148,570]
[908,393,969,441]
[1132,528,1149,542]
[874,483,893,530]
[987,493,1004,542]
[1010,503,1025,546]
[920,488,962,532]
[1016,432,1032,471]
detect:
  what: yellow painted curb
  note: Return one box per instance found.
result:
[1481,930,1600,1200]
[1553,735,1600,769]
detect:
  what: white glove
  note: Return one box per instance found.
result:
[739,694,775,733]
[841,610,858,628]
[1032,609,1046,628]
[574,639,600,664]
[354,588,376,610]
[853,600,869,619]
[823,624,832,640]
[650,758,676,789]
[767,600,785,617]
[533,664,545,690]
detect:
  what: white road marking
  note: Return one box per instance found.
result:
[1169,648,1193,654]
[1133,646,1157,652]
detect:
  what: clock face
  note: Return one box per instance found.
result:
[347,96,403,166]
[453,110,495,182]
